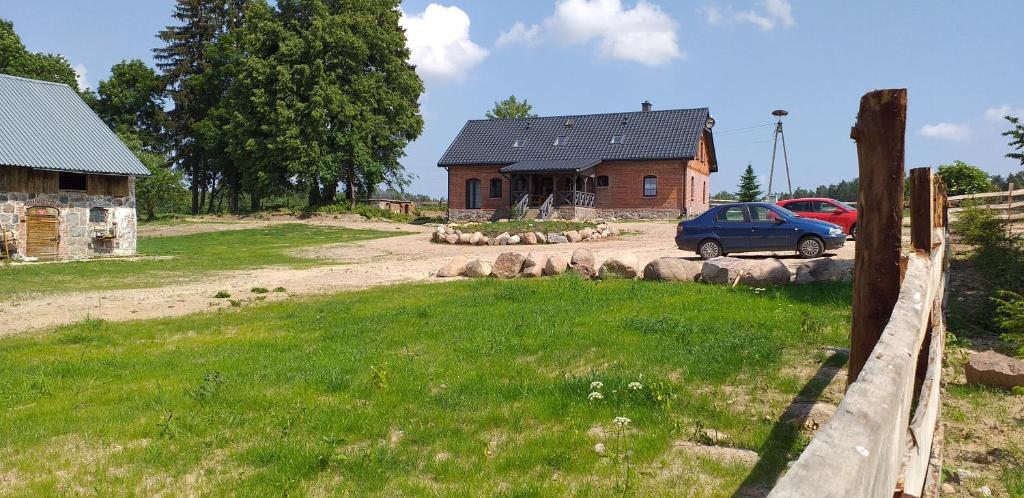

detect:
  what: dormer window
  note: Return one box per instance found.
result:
[610,135,624,144]
[512,138,525,148]
[553,135,567,146]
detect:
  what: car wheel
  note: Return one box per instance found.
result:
[698,239,723,260]
[849,224,858,239]
[798,236,824,258]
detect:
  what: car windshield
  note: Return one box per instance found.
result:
[771,204,799,218]
[835,200,856,211]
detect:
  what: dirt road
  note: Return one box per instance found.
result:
[0,218,854,336]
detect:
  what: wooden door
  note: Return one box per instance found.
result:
[27,207,59,260]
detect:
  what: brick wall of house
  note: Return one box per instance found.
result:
[445,165,510,211]
[684,133,714,215]
[593,160,685,215]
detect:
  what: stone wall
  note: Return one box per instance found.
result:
[0,179,138,260]
[595,208,681,220]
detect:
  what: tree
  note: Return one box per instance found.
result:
[92,60,167,151]
[121,133,187,220]
[937,160,992,196]
[713,190,737,201]
[736,163,762,202]
[0,18,78,90]
[1005,115,1024,166]
[485,95,536,119]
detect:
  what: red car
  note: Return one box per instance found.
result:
[777,197,859,238]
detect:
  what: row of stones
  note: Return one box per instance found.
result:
[438,250,854,285]
[446,208,681,222]
[432,224,617,246]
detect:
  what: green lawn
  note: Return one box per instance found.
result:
[0,224,405,297]
[0,277,851,496]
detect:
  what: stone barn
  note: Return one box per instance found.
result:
[0,74,150,261]
[438,101,718,221]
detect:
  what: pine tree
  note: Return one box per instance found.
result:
[736,163,763,202]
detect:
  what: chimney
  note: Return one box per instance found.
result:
[641,100,652,112]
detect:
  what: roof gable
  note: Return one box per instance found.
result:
[0,73,150,176]
[438,107,712,168]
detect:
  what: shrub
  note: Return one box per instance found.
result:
[993,291,1024,357]
[251,287,269,294]
[214,290,231,299]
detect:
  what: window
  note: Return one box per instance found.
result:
[690,177,695,201]
[814,201,840,213]
[716,206,749,223]
[642,176,657,197]
[512,138,525,148]
[489,178,502,198]
[610,135,624,144]
[703,181,707,202]
[749,205,781,223]
[465,179,481,209]
[596,175,610,187]
[88,207,108,224]
[553,135,567,146]
[59,172,87,191]
[786,200,811,212]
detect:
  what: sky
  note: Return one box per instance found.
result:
[4,0,1023,198]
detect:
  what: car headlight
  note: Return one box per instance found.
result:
[829,227,843,236]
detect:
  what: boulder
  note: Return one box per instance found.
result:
[521,253,546,278]
[437,256,468,278]
[507,235,521,245]
[795,258,854,284]
[565,230,583,243]
[464,260,492,278]
[570,248,597,279]
[547,233,568,244]
[643,257,702,282]
[457,232,472,244]
[965,350,1024,390]
[476,235,490,246]
[701,257,791,286]
[580,228,595,240]
[544,255,568,275]
[535,232,547,244]
[492,252,526,279]
[521,232,538,245]
[496,232,511,245]
[444,233,459,244]
[487,238,498,246]
[470,232,485,245]
[598,254,640,279]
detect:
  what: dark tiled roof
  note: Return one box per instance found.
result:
[0,73,149,176]
[438,107,713,171]
[499,158,601,174]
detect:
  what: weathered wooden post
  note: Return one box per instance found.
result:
[909,167,935,399]
[849,88,907,385]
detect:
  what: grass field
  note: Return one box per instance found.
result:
[0,277,851,496]
[0,224,405,297]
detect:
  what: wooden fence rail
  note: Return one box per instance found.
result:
[947,183,1022,221]
[768,89,949,498]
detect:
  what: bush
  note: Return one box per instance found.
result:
[993,291,1024,357]
[314,203,415,223]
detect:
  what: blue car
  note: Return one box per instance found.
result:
[676,202,847,259]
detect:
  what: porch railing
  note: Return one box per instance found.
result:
[538,194,554,220]
[555,191,595,208]
[511,193,529,219]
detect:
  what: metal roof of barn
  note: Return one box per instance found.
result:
[438,107,716,172]
[0,73,150,176]
[499,158,601,174]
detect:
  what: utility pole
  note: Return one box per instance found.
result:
[767,109,793,199]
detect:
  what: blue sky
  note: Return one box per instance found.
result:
[5,0,1023,198]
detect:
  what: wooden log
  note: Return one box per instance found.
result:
[849,88,907,385]
[934,180,948,234]
[910,168,934,252]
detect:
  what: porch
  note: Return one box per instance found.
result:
[500,158,599,219]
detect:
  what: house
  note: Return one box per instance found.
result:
[0,74,150,260]
[438,101,718,221]
[368,198,416,215]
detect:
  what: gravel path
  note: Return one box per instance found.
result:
[0,218,854,336]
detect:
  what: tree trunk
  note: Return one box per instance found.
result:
[322,176,339,205]
[307,180,322,208]
[227,168,240,214]
[345,162,356,207]
[190,169,200,215]
[848,88,907,386]
[250,185,261,212]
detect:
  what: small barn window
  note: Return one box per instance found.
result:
[489,178,502,198]
[89,207,108,223]
[610,135,624,144]
[553,135,567,146]
[643,176,657,197]
[58,172,87,191]
[596,175,609,187]
[465,179,482,209]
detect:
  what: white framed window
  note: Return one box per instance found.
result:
[553,135,567,146]
[643,176,657,197]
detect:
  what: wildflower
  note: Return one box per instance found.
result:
[588,391,604,401]
[612,416,631,427]
[628,382,643,390]
[590,381,604,390]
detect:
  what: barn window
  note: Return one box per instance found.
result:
[58,172,87,191]
[596,175,609,187]
[465,179,482,209]
[643,176,657,197]
[489,178,502,198]
[89,207,108,223]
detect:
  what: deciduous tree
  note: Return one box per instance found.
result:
[486,95,536,119]
[937,160,992,196]
[0,18,78,90]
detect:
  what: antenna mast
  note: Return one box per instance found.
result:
[767,109,792,199]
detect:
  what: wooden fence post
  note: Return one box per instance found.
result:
[934,179,948,233]
[910,168,935,251]
[1009,182,1015,229]
[849,88,907,385]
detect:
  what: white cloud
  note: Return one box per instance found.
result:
[73,63,89,90]
[400,4,489,83]
[918,123,971,141]
[985,105,1024,122]
[497,22,542,48]
[498,0,683,66]
[699,0,796,31]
